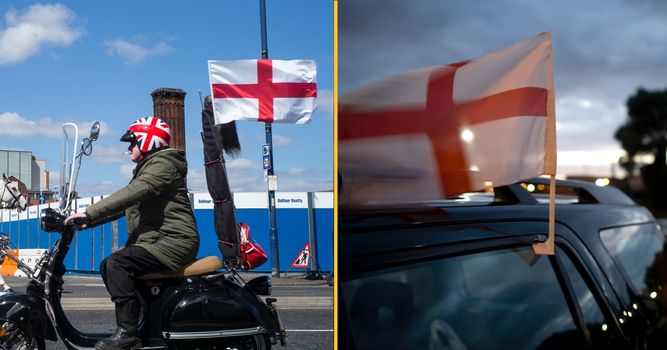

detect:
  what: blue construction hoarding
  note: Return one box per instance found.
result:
[0,191,333,273]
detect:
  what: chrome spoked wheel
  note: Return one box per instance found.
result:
[0,321,44,350]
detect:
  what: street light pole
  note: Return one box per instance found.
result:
[259,0,280,278]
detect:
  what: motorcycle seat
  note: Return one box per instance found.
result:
[138,256,223,280]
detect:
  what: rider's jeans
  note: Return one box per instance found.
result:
[99,245,167,303]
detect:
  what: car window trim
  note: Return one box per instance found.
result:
[598,222,659,298]
[554,238,630,346]
[340,235,545,279]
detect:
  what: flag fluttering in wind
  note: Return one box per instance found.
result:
[339,32,556,206]
[208,59,318,124]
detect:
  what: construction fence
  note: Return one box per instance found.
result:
[0,191,333,274]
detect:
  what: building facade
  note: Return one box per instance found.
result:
[31,159,48,191]
[0,150,51,204]
[0,150,32,189]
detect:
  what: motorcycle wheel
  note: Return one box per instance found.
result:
[0,321,45,350]
[169,334,270,350]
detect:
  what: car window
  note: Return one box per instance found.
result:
[342,246,585,350]
[599,224,665,297]
[558,247,623,349]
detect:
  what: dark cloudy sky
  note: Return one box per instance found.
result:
[339,0,667,177]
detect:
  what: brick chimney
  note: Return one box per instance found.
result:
[151,88,187,153]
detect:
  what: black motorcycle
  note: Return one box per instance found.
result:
[0,122,286,349]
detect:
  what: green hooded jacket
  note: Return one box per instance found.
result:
[84,148,199,270]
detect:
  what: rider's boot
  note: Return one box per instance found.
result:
[95,299,142,350]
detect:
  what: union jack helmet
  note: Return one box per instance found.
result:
[120,116,171,153]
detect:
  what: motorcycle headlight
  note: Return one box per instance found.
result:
[40,208,65,232]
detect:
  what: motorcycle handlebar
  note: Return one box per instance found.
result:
[40,208,89,232]
[68,216,88,229]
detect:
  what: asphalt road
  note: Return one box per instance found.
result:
[1,275,334,349]
[43,309,332,350]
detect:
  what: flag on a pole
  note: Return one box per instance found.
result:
[339,32,556,206]
[208,59,318,124]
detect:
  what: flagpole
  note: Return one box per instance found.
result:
[259,0,281,278]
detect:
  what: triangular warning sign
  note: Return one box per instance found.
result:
[290,242,310,269]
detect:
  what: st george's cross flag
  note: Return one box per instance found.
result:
[339,32,556,206]
[208,59,317,124]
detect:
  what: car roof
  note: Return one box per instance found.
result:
[339,178,655,260]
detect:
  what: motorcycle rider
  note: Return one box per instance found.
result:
[65,116,199,350]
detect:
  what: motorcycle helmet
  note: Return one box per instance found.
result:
[120,116,171,154]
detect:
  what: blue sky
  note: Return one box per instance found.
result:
[0,1,333,197]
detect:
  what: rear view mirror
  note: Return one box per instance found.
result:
[90,122,100,141]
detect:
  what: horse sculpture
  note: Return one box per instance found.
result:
[1,174,27,211]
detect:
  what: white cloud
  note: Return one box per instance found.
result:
[0,112,111,139]
[285,167,329,176]
[255,134,293,147]
[100,180,113,186]
[80,120,115,137]
[49,171,60,191]
[186,168,209,192]
[186,164,333,193]
[228,169,267,192]
[556,148,626,178]
[554,95,627,152]
[51,172,120,200]
[119,165,134,180]
[90,145,128,164]
[76,180,120,197]
[288,168,307,176]
[316,89,334,119]
[186,166,263,192]
[272,135,292,147]
[558,149,625,167]
[0,112,61,137]
[273,177,333,192]
[227,158,258,170]
[188,138,203,150]
[0,3,83,65]
[104,38,173,64]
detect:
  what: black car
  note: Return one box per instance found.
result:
[339,178,667,350]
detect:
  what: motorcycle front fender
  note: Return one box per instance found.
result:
[0,292,57,341]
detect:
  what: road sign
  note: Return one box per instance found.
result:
[262,144,271,170]
[290,242,310,269]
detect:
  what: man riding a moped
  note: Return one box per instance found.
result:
[65,117,199,350]
[0,119,286,350]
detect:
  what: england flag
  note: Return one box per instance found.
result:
[339,32,556,205]
[208,59,318,124]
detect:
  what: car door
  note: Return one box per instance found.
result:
[340,222,630,349]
